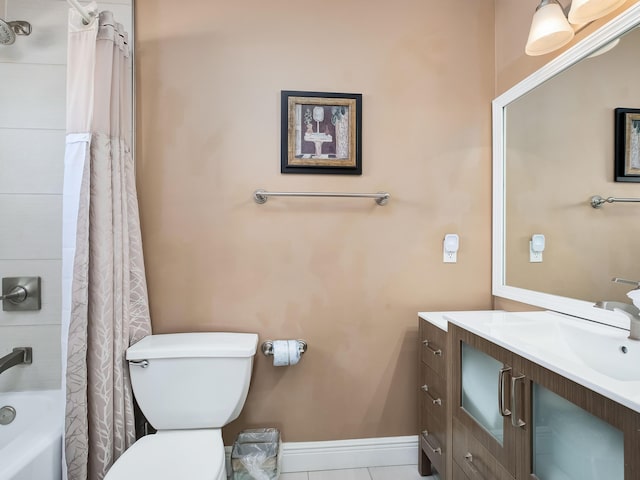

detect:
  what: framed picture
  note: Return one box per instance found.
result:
[281,90,362,175]
[615,107,640,182]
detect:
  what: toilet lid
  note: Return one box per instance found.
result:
[104,430,224,480]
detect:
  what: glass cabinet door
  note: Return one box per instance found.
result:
[532,384,623,480]
[461,342,506,444]
[452,325,522,476]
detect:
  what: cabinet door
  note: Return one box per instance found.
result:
[451,324,523,476]
[519,356,639,480]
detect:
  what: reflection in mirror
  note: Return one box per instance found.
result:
[494,3,640,326]
[505,24,640,304]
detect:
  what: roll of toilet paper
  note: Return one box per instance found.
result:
[287,339,300,366]
[272,340,289,367]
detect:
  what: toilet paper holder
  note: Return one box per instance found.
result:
[261,340,307,357]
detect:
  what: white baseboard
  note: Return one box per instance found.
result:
[226,435,418,473]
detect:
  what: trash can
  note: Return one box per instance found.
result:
[231,428,281,480]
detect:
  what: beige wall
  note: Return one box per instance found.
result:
[136,0,494,442]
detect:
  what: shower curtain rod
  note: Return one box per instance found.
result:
[67,0,95,26]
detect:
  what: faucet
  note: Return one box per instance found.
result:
[595,278,640,341]
[0,347,32,375]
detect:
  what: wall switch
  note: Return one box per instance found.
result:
[529,234,545,263]
[443,234,459,263]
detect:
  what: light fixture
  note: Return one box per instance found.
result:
[568,0,626,24]
[526,0,626,56]
[526,0,575,56]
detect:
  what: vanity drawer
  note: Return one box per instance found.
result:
[420,319,447,377]
[420,364,447,416]
[452,417,513,480]
[419,424,445,478]
[452,461,470,480]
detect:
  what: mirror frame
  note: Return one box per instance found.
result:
[492,2,640,329]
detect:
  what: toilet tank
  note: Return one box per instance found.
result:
[126,332,259,430]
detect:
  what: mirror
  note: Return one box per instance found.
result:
[493,3,640,327]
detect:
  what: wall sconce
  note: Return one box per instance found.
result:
[526,0,626,56]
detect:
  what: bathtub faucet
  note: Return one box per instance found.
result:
[0,347,32,375]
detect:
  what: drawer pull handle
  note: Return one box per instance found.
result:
[420,384,442,406]
[422,339,442,356]
[421,430,442,455]
[511,374,526,428]
[498,366,512,417]
[464,453,486,480]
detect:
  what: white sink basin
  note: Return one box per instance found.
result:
[488,314,640,381]
[558,321,640,382]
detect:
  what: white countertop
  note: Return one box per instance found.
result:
[441,310,640,413]
[418,312,451,331]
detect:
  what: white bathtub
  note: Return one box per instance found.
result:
[0,390,62,480]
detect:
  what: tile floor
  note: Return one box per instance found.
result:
[279,465,435,480]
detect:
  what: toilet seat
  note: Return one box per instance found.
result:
[104,429,225,480]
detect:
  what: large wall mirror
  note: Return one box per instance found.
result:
[493,3,640,328]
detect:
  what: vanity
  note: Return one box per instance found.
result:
[418,310,640,480]
[418,3,640,479]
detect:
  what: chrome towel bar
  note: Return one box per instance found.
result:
[254,189,390,206]
[590,195,640,208]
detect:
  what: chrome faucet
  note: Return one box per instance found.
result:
[0,347,32,375]
[595,278,640,341]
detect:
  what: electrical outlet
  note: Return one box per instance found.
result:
[529,241,543,263]
[443,234,459,263]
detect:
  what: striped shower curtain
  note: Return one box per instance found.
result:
[62,6,151,480]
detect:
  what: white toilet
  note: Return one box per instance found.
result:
[104,332,259,480]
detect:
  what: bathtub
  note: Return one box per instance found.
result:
[0,390,62,480]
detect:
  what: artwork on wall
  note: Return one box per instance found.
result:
[615,108,640,182]
[281,91,362,175]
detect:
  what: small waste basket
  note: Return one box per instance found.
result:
[231,428,281,480]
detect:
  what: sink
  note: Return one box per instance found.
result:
[558,321,640,382]
[490,314,640,382]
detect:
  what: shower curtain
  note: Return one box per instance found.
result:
[62,7,151,480]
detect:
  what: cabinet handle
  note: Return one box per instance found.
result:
[498,366,512,417]
[422,339,442,356]
[420,384,442,406]
[463,453,486,480]
[421,430,442,455]
[510,374,526,428]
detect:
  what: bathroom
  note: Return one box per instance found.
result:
[1,0,638,479]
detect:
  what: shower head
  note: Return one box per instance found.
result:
[0,19,32,46]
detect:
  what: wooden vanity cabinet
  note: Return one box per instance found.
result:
[517,354,640,480]
[418,317,449,478]
[450,324,520,480]
[449,323,640,480]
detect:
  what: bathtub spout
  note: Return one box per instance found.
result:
[0,347,32,375]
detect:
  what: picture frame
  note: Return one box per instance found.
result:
[614,107,640,182]
[281,90,362,175]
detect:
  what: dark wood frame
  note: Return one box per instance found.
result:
[614,107,640,182]
[281,90,362,175]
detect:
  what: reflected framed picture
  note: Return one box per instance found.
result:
[281,90,362,175]
[615,107,640,182]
